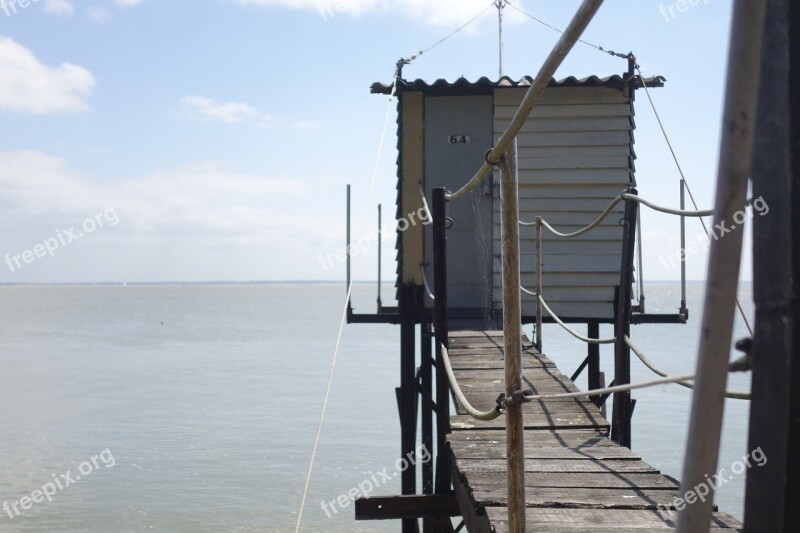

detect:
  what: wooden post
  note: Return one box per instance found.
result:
[499,143,526,532]
[420,314,434,533]
[432,188,452,496]
[399,284,417,533]
[744,0,796,530]
[588,322,601,405]
[611,194,638,448]
[678,1,766,530]
[535,216,543,351]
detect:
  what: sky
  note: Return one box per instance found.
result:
[0,0,749,283]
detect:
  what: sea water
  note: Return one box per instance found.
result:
[0,282,752,531]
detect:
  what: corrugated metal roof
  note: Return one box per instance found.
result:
[371,74,666,95]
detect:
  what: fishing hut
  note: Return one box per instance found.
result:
[343,1,799,531]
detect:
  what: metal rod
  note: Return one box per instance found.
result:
[677,1,767,530]
[636,206,645,313]
[377,203,383,310]
[499,142,526,533]
[611,194,638,448]
[346,184,351,293]
[432,188,451,495]
[535,216,543,351]
[496,0,506,78]
[680,179,687,315]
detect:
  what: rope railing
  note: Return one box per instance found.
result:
[624,335,751,400]
[621,193,714,217]
[440,344,504,421]
[538,294,617,344]
[418,182,432,223]
[445,0,605,203]
[420,264,435,301]
[520,285,537,297]
[520,191,718,237]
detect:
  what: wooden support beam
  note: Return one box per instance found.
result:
[355,494,461,521]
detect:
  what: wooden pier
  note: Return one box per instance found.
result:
[446,330,744,532]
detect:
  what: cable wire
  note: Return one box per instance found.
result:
[505,0,628,58]
[294,79,397,533]
[636,66,754,337]
[401,1,495,67]
[445,0,605,203]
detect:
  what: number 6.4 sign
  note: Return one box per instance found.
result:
[448,135,471,144]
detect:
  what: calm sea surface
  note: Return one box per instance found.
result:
[0,282,752,531]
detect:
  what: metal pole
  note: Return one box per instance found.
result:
[636,208,645,313]
[496,0,506,78]
[377,203,383,310]
[680,179,688,316]
[535,216,543,351]
[499,142,526,533]
[432,188,451,495]
[678,0,767,530]
[346,184,351,293]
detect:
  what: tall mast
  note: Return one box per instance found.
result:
[495,0,508,77]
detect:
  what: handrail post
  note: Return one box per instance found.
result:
[432,187,451,495]
[611,191,638,448]
[535,216,543,351]
[678,0,766,530]
[377,203,383,311]
[499,142,526,533]
[679,179,688,318]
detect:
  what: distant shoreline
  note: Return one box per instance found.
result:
[0,280,752,287]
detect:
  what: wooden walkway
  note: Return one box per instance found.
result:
[446,330,744,532]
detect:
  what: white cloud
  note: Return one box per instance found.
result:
[0,152,338,280]
[87,6,113,22]
[0,38,94,115]
[181,96,263,124]
[43,0,74,15]
[114,0,144,6]
[234,0,512,27]
[0,152,311,243]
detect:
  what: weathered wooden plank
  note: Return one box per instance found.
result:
[354,494,460,520]
[454,397,598,416]
[448,429,612,446]
[448,330,504,338]
[472,487,684,510]
[450,443,638,461]
[463,472,678,490]
[457,458,659,475]
[450,413,608,431]
[486,508,743,530]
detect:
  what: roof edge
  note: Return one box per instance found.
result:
[370,74,666,96]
